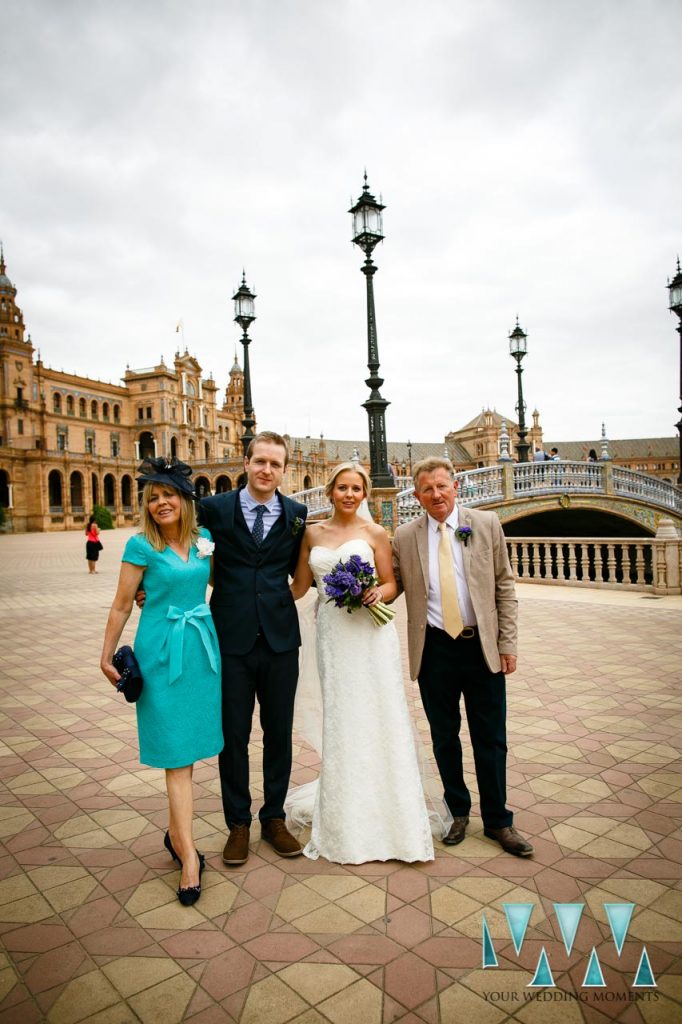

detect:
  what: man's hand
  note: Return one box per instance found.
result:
[500,654,517,675]
[135,589,146,609]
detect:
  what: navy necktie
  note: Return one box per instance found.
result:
[252,504,267,546]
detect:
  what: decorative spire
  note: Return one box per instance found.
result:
[0,241,4,275]
[498,420,512,462]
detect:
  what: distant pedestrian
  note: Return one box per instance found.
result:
[86,515,102,574]
[533,445,546,462]
[586,449,598,462]
[549,447,560,461]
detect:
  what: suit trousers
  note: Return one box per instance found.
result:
[418,625,513,829]
[219,635,299,827]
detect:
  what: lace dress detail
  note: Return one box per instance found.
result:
[294,539,434,864]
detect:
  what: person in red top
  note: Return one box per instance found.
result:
[86,514,102,574]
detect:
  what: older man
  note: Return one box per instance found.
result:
[392,457,532,856]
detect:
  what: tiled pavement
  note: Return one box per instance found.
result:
[0,527,681,1024]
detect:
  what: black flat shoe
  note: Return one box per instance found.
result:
[177,852,205,907]
[164,830,181,865]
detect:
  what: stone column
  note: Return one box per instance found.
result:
[652,517,682,594]
[369,486,399,537]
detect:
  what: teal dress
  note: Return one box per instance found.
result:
[122,528,223,769]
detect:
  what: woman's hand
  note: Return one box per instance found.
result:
[362,586,384,607]
[101,659,121,688]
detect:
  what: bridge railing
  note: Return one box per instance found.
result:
[507,525,681,594]
[513,460,604,494]
[291,484,331,517]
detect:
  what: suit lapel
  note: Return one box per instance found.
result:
[458,505,473,582]
[416,515,429,591]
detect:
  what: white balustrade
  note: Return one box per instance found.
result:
[506,536,656,589]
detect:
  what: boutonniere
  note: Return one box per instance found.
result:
[291,516,305,537]
[455,526,472,546]
[195,536,215,559]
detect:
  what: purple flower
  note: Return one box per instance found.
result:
[323,556,378,612]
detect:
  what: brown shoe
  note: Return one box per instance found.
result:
[443,816,469,846]
[484,826,534,857]
[261,818,303,857]
[222,824,250,866]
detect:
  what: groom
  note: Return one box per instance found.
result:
[392,457,533,857]
[199,431,307,865]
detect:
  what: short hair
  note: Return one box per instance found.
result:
[550,447,559,455]
[245,431,289,467]
[412,457,454,491]
[140,482,198,552]
[324,461,371,500]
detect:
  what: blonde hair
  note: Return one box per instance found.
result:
[140,482,199,552]
[412,457,454,491]
[324,462,371,500]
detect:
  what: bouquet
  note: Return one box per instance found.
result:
[322,554,396,628]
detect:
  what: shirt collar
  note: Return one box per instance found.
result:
[241,487,280,512]
[427,505,459,533]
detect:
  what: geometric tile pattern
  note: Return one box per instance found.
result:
[0,529,681,1023]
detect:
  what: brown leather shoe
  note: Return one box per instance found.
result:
[222,824,250,866]
[484,826,534,857]
[261,818,303,857]
[443,816,469,846]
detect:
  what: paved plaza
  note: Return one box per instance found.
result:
[0,527,681,1024]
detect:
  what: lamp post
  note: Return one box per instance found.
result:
[509,318,530,463]
[349,173,393,487]
[406,439,412,476]
[667,257,682,485]
[232,272,256,457]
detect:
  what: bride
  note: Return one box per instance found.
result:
[287,462,434,864]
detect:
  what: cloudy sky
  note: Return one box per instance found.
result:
[2,0,680,445]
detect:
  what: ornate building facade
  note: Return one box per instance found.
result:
[0,252,677,532]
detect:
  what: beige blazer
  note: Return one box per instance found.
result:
[392,505,518,680]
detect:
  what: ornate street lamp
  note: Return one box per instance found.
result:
[406,439,412,476]
[509,318,530,463]
[232,272,256,457]
[667,257,682,485]
[349,173,393,487]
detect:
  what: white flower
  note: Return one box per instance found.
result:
[195,536,215,560]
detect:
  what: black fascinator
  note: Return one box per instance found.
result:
[136,457,196,498]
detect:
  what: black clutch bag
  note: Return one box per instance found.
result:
[113,645,144,703]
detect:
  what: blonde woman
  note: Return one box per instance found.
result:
[288,462,434,864]
[100,458,223,905]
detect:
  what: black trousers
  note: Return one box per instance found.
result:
[219,635,299,827]
[418,626,513,829]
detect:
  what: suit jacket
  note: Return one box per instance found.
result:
[199,488,307,656]
[392,505,517,679]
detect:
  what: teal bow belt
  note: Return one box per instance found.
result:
[161,603,219,685]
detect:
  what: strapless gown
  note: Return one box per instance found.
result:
[289,539,434,864]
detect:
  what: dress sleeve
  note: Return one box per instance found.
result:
[198,526,214,543]
[122,534,149,567]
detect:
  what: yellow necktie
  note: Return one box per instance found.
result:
[438,522,464,639]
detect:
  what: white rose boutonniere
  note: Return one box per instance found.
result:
[195,536,215,559]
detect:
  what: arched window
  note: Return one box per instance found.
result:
[66,395,74,415]
[113,403,120,423]
[170,435,178,458]
[91,400,98,419]
[0,470,10,508]
[215,475,232,493]
[121,475,132,509]
[195,476,211,498]
[70,471,84,512]
[91,473,99,506]
[48,470,63,510]
[188,439,195,457]
[79,397,86,417]
[303,475,312,490]
[204,441,210,459]
[138,432,155,459]
[102,402,110,421]
[103,474,116,508]
[53,393,62,414]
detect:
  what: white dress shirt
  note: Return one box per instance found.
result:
[240,487,281,540]
[426,506,477,630]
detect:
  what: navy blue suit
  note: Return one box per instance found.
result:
[200,489,307,825]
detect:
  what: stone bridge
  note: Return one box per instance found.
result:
[293,461,682,535]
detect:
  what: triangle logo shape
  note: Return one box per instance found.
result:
[528,947,555,988]
[604,903,634,956]
[633,947,657,988]
[582,947,607,987]
[482,914,498,968]
[554,903,584,955]
[503,902,534,955]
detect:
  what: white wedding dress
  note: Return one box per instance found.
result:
[286,539,434,864]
